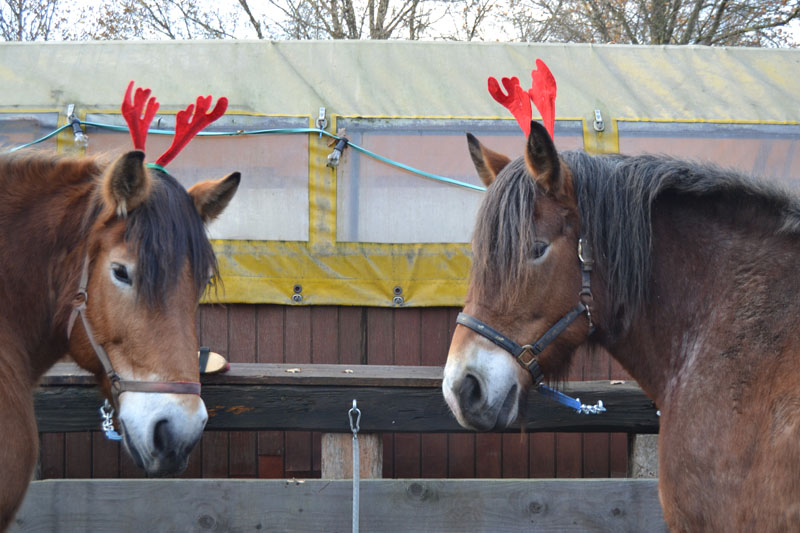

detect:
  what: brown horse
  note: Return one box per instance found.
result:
[0,148,239,530]
[443,121,800,531]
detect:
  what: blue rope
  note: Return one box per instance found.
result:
[11,120,486,192]
[537,384,607,415]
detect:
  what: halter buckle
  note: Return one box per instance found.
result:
[517,345,537,368]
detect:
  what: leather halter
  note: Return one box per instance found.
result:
[67,255,201,407]
[456,238,595,384]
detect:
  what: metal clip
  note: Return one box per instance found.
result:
[576,399,606,415]
[317,107,327,135]
[349,399,361,436]
[593,109,605,132]
[99,399,123,441]
[327,137,349,168]
[66,104,88,150]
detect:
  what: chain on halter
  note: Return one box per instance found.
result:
[68,82,228,440]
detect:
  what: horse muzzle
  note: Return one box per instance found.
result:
[442,341,527,431]
[118,392,208,476]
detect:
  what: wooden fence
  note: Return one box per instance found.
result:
[17,362,666,532]
[13,479,667,532]
[36,304,643,481]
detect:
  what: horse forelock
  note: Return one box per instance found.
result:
[471,149,800,332]
[471,158,541,311]
[120,170,216,309]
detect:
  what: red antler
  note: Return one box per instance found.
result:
[488,76,532,137]
[121,81,160,152]
[488,59,558,139]
[528,59,557,139]
[155,95,228,167]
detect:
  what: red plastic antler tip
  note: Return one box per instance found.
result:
[486,60,558,140]
[155,94,228,167]
[488,75,532,137]
[121,81,159,152]
[529,59,557,139]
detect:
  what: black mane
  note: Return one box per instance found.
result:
[473,150,800,329]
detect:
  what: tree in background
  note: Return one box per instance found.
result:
[0,0,797,45]
[507,0,800,46]
[265,0,431,39]
[0,0,70,40]
[85,0,242,40]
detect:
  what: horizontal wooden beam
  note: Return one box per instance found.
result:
[12,479,667,532]
[34,363,660,434]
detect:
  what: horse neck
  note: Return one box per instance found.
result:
[601,193,800,407]
[0,156,99,380]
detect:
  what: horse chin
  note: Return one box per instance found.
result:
[120,427,194,476]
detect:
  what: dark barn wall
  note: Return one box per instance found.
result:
[38,304,631,480]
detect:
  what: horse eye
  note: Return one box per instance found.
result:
[532,241,550,259]
[111,263,132,285]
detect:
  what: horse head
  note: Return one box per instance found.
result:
[66,84,239,476]
[443,121,591,431]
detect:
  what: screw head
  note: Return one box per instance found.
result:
[293,284,302,294]
[292,293,303,303]
[393,296,404,305]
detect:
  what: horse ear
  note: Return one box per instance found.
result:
[188,172,241,223]
[525,121,562,194]
[102,150,151,217]
[467,133,511,187]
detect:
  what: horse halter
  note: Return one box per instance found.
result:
[67,255,202,408]
[456,238,595,385]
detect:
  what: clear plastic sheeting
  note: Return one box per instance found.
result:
[84,114,311,242]
[0,112,60,152]
[336,118,584,243]
[618,122,800,187]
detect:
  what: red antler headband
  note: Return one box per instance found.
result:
[121,81,228,167]
[488,59,557,138]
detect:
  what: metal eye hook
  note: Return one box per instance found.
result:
[349,399,361,435]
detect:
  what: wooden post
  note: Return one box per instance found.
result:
[321,433,382,479]
[630,434,659,478]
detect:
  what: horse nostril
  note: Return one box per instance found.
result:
[152,419,173,453]
[458,374,484,408]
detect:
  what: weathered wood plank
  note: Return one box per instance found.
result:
[11,479,668,533]
[40,363,451,390]
[34,367,660,434]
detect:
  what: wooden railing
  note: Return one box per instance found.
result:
[16,363,667,532]
[35,363,660,434]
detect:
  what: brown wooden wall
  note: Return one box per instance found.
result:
[38,304,631,481]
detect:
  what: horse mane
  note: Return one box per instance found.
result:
[0,150,216,309]
[472,150,800,330]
